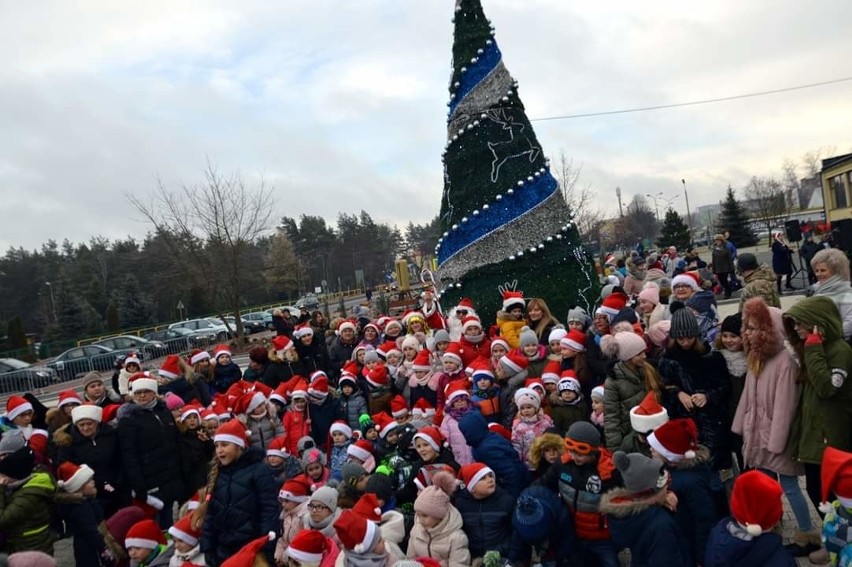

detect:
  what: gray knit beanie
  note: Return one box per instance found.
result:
[432,329,450,344]
[0,430,25,456]
[309,486,339,511]
[363,349,379,364]
[565,421,601,449]
[566,307,588,324]
[341,462,367,485]
[669,308,699,339]
[519,326,538,348]
[613,451,667,493]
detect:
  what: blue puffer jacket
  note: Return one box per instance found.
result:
[200,447,280,565]
[507,485,575,563]
[704,518,795,567]
[339,391,368,432]
[212,361,242,394]
[459,411,530,497]
[454,485,516,558]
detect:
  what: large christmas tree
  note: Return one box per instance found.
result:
[435,0,597,323]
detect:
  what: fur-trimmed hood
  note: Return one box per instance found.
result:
[599,486,669,518]
[52,422,73,447]
[742,297,785,362]
[528,433,565,470]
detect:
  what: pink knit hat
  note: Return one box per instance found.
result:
[638,284,660,305]
[600,331,646,362]
[413,471,456,519]
[647,321,671,348]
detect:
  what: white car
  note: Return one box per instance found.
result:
[168,318,232,341]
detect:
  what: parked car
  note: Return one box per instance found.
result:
[169,318,232,341]
[218,316,265,335]
[92,335,169,360]
[295,294,320,311]
[0,358,59,392]
[243,311,273,329]
[143,327,208,354]
[46,345,123,382]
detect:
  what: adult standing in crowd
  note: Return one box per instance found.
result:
[525,297,560,346]
[711,234,735,299]
[771,232,796,293]
[272,308,293,337]
[810,248,852,341]
[736,253,780,310]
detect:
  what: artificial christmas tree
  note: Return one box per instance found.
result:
[434,0,597,324]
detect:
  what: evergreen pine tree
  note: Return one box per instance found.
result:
[656,208,690,251]
[435,0,597,322]
[113,274,157,329]
[716,185,758,248]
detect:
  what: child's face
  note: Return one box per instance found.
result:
[519,404,537,418]
[414,438,438,462]
[452,396,470,410]
[571,451,596,466]
[560,390,578,403]
[306,463,324,480]
[464,325,482,337]
[471,472,496,499]
[549,340,561,355]
[491,345,507,358]
[638,298,655,314]
[387,353,403,367]
[250,404,267,419]
[365,428,378,441]
[676,336,697,349]
[721,332,743,352]
[13,410,33,427]
[394,414,409,425]
[280,499,300,512]
[561,345,578,358]
[591,398,604,413]
[62,403,78,416]
[331,431,348,445]
[436,341,449,353]
[567,320,584,332]
[300,335,313,345]
[385,429,400,445]
[174,539,194,553]
[403,346,417,361]
[414,369,430,381]
[356,350,366,364]
[509,307,524,320]
[522,344,538,357]
[475,378,492,391]
[341,384,355,397]
[411,322,424,333]
[215,441,243,466]
[544,382,557,394]
[627,351,647,367]
[127,547,153,564]
[217,354,231,366]
[416,511,441,529]
[543,447,560,464]
[266,455,284,467]
[204,419,219,432]
[183,414,199,430]
[442,360,459,373]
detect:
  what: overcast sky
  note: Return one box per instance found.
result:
[2,0,851,251]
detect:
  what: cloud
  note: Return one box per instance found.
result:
[1,0,851,251]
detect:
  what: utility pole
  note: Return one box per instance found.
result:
[682,179,692,245]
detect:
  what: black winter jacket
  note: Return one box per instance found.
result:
[160,377,211,407]
[57,497,108,567]
[212,362,242,394]
[182,429,214,498]
[308,396,344,450]
[295,337,329,376]
[257,360,301,390]
[200,447,280,565]
[117,401,185,504]
[454,485,515,558]
[327,337,357,382]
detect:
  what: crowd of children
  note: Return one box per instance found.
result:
[1,265,851,566]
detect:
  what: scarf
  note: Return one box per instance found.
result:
[473,385,496,399]
[518,411,543,425]
[342,550,390,567]
[135,398,158,411]
[720,349,747,378]
[465,332,485,344]
[250,409,268,420]
[446,402,473,421]
[409,370,434,388]
[307,507,341,533]
[590,410,604,426]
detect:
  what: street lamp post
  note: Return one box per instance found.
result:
[682,179,693,245]
[44,281,57,322]
[645,192,663,223]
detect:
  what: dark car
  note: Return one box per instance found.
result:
[295,294,320,311]
[143,327,207,354]
[220,316,265,335]
[47,344,127,381]
[92,335,169,360]
[0,358,59,393]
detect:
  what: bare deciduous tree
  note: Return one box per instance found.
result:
[743,176,785,235]
[555,151,603,241]
[127,161,275,340]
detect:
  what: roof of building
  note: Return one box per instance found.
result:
[822,152,852,172]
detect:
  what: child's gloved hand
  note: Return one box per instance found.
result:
[805,325,823,346]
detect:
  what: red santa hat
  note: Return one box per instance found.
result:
[72,403,103,424]
[382,318,403,333]
[102,404,121,424]
[413,426,444,453]
[499,351,529,374]
[266,436,291,459]
[371,412,398,439]
[365,364,389,389]
[501,290,525,311]
[289,379,309,401]
[338,372,358,390]
[362,322,380,336]
[414,463,455,491]
[441,342,464,366]
[250,380,273,399]
[125,519,166,550]
[211,393,233,420]
[461,315,483,333]
[459,462,494,493]
[377,341,402,361]
[629,390,669,433]
[513,387,541,409]
[412,398,436,419]
[5,396,33,421]
[186,491,201,511]
[730,470,784,536]
[595,291,629,319]
[347,439,374,462]
[541,360,562,385]
[390,395,409,418]
[279,478,310,503]
[294,323,314,339]
[308,374,330,399]
[129,372,158,394]
[333,510,380,553]
[330,420,353,439]
[559,329,587,352]
[233,391,267,416]
[470,360,495,383]
[412,349,432,372]
[214,419,251,449]
[221,532,277,567]
[352,492,383,522]
[180,403,202,422]
[647,418,699,463]
[29,428,48,456]
[488,422,512,441]
[822,447,852,506]
[455,297,476,314]
[337,319,357,334]
[671,272,702,291]
[158,355,182,380]
[57,389,82,409]
[189,348,210,365]
[56,461,94,493]
[444,381,470,405]
[271,335,293,355]
[287,529,328,564]
[524,378,546,398]
[213,344,232,360]
[168,513,201,547]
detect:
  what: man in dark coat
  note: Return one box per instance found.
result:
[117,376,185,528]
[327,322,358,383]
